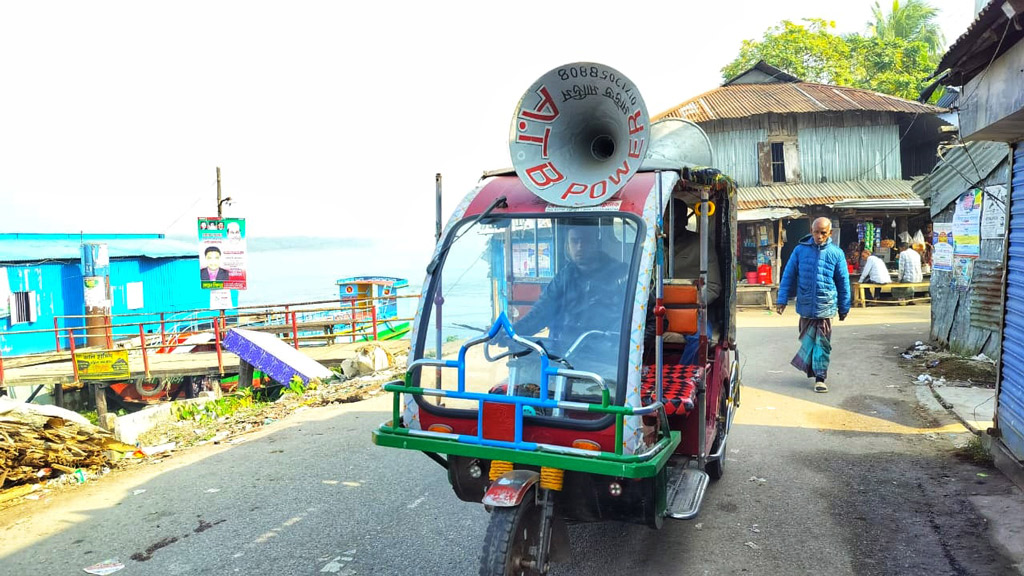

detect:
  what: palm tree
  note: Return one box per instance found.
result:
[868,0,945,59]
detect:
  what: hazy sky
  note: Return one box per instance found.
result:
[0,1,977,241]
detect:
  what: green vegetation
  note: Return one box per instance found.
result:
[82,408,126,426]
[284,375,308,396]
[721,1,946,100]
[173,387,265,424]
[957,435,994,466]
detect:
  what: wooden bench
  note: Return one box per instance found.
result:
[851,281,930,307]
[736,284,774,310]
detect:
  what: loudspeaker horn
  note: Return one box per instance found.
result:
[509,62,649,207]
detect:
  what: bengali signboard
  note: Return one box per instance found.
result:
[198,217,247,291]
[76,350,130,381]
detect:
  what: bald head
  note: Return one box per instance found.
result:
[811,218,832,246]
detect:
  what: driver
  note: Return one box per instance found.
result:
[512,225,628,351]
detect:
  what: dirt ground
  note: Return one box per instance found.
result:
[896,341,997,388]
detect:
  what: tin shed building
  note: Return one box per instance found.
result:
[0,233,209,356]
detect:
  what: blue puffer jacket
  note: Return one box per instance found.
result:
[776,234,851,319]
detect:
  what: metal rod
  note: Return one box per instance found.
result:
[291,311,299,349]
[655,171,665,403]
[68,328,80,383]
[139,325,150,378]
[53,318,61,353]
[214,317,224,376]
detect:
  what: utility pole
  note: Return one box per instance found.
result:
[216,167,223,217]
[216,166,232,217]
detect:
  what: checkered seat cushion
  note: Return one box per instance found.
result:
[641,364,701,415]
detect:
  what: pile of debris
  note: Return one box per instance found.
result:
[898,340,997,388]
[0,399,136,501]
[137,344,407,449]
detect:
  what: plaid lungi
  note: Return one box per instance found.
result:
[791,317,832,380]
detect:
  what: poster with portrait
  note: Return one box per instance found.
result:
[198,217,247,290]
[981,185,1007,240]
[951,189,982,258]
[952,256,974,290]
[932,223,954,272]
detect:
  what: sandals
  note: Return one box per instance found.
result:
[814,380,828,393]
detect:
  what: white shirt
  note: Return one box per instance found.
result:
[859,255,891,284]
[898,249,923,282]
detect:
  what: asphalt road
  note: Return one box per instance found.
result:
[0,307,1019,575]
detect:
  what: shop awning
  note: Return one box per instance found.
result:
[828,198,924,210]
[738,208,805,221]
[738,179,924,210]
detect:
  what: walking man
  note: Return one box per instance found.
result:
[775,217,851,393]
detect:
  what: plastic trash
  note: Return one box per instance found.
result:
[83,559,125,575]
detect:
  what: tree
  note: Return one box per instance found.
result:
[848,35,934,99]
[868,0,945,60]
[721,19,852,86]
[720,2,945,100]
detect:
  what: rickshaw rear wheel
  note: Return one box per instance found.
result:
[480,488,546,576]
[706,437,727,480]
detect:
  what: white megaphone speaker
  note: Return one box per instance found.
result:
[509,62,650,207]
[642,118,715,170]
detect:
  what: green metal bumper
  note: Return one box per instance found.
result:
[372,426,680,479]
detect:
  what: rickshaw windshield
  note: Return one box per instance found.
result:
[414,214,641,417]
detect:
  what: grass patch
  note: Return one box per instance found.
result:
[956,435,994,466]
[173,387,268,424]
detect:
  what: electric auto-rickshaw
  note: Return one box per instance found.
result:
[372,63,741,575]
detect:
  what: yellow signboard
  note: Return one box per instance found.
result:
[76,350,130,381]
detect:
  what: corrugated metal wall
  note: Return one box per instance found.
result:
[706,128,765,188]
[930,160,1009,359]
[0,262,79,354]
[700,113,902,188]
[999,144,1024,461]
[1,256,209,355]
[797,124,901,183]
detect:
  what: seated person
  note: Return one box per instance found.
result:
[894,242,923,300]
[858,249,890,300]
[512,225,629,356]
[662,205,721,365]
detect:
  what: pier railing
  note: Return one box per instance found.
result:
[0,294,418,388]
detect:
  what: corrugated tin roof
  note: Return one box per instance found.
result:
[936,0,1024,86]
[737,179,923,210]
[912,141,1009,216]
[654,82,945,123]
[0,237,198,263]
[738,208,805,221]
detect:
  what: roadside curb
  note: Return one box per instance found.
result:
[916,384,1024,574]
[914,382,973,447]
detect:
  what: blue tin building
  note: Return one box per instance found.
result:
[0,233,220,356]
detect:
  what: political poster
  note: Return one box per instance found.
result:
[981,185,1007,240]
[198,217,247,290]
[952,190,982,258]
[932,223,953,272]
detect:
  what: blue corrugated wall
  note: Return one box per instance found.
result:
[1001,144,1024,461]
[1,257,217,356]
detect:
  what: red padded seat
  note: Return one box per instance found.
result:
[641,364,701,415]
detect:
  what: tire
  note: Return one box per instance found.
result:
[706,436,726,480]
[136,378,169,398]
[480,490,545,576]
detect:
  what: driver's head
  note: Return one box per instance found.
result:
[566,226,601,271]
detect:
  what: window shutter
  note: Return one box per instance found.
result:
[757,142,772,185]
[783,141,801,183]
